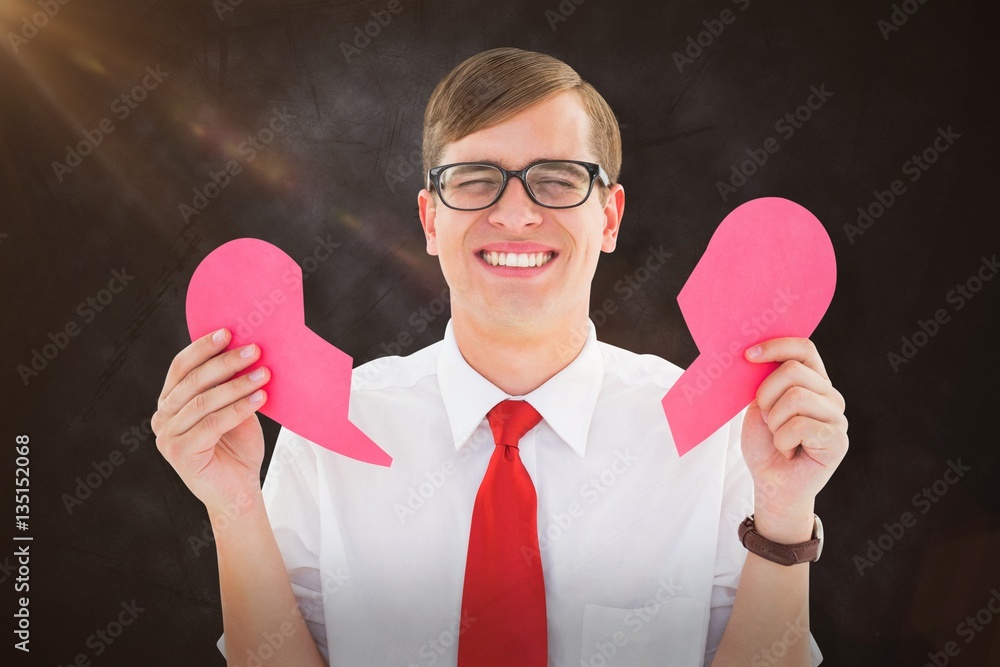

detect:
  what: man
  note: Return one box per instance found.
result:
[152,47,847,666]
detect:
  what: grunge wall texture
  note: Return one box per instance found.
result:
[1,0,998,664]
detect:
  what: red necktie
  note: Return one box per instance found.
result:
[458,399,547,667]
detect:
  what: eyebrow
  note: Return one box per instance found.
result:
[468,157,562,168]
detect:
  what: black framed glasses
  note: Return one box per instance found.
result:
[426,160,611,211]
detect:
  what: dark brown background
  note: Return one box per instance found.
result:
[2,0,998,664]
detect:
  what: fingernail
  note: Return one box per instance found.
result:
[746,345,762,359]
[240,344,256,358]
[249,390,264,403]
[249,367,265,382]
[212,328,226,343]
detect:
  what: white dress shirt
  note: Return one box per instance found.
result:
[218,317,823,666]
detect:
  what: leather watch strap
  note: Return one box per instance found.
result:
[738,514,823,566]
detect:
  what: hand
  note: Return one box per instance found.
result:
[741,337,849,542]
[151,328,271,517]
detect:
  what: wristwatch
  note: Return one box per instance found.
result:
[738,514,824,566]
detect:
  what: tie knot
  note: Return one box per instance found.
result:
[486,399,542,448]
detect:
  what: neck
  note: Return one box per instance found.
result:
[452,307,591,396]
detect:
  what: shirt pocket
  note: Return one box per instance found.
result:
[580,596,707,667]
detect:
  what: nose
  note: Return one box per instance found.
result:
[486,175,543,229]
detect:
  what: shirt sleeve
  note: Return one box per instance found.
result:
[701,410,823,666]
[216,426,330,663]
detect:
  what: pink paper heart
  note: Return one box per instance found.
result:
[185,238,392,466]
[663,197,837,456]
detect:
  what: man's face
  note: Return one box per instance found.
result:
[418,90,625,334]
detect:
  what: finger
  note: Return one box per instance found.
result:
[745,337,829,381]
[763,385,849,435]
[159,389,268,471]
[157,328,232,415]
[158,342,261,427]
[188,389,269,465]
[754,359,837,417]
[772,415,849,464]
[171,364,271,435]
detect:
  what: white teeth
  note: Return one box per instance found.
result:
[481,251,554,267]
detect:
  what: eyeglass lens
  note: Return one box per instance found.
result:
[438,161,592,209]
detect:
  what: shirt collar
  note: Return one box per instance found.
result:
[437,318,604,458]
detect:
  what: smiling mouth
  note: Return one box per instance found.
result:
[479,250,556,267]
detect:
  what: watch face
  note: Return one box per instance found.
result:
[813,514,824,561]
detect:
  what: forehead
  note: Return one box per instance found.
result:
[440,90,594,168]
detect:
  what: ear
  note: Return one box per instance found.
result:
[418,188,439,256]
[600,183,625,253]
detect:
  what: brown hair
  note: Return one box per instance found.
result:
[422,47,622,202]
